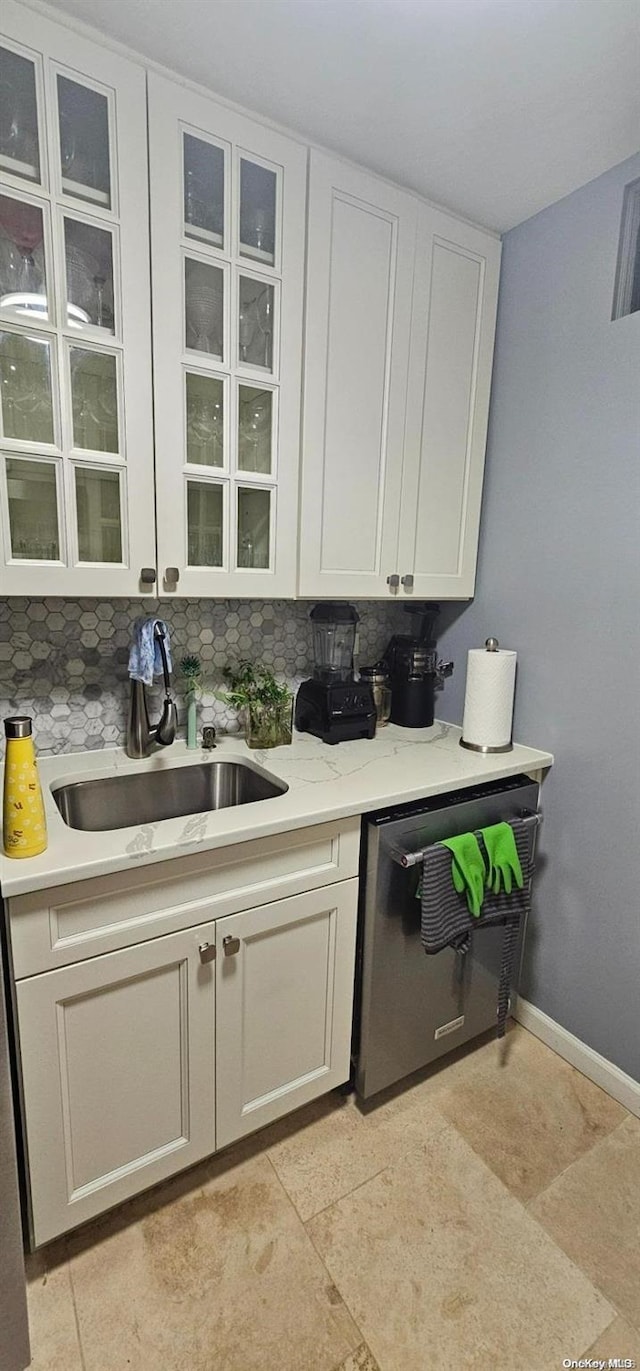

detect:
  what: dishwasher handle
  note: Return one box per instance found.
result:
[391,809,542,868]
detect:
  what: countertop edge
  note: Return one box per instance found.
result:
[1,725,553,899]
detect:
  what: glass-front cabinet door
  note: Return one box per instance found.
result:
[0,0,155,594]
[148,72,306,596]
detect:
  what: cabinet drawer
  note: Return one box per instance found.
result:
[7,818,361,978]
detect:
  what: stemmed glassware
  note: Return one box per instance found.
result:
[0,196,45,313]
[238,387,271,472]
[238,285,273,368]
[187,388,223,466]
[256,288,273,368]
[238,303,255,363]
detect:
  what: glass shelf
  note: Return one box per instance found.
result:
[0,330,54,444]
[185,371,223,467]
[183,132,224,248]
[239,159,276,268]
[237,485,270,568]
[75,466,122,562]
[237,384,272,474]
[238,275,274,372]
[187,479,223,566]
[0,45,41,185]
[64,217,115,333]
[70,348,119,453]
[57,74,111,210]
[0,193,49,323]
[184,257,224,359]
[6,457,60,559]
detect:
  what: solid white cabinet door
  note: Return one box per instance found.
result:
[216,881,358,1148]
[148,71,306,597]
[398,205,501,599]
[17,921,216,1245]
[299,152,418,599]
[0,0,156,595]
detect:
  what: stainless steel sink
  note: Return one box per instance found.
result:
[52,760,288,832]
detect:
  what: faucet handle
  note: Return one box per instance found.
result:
[202,726,217,750]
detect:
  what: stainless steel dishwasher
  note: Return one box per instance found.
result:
[354,773,540,1100]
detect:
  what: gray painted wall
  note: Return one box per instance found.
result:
[438,152,640,1081]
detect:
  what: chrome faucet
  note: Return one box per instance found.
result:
[126,622,177,759]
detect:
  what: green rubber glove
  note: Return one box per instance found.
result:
[441,833,486,917]
[481,823,524,895]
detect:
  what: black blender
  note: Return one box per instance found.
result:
[383,603,454,727]
[294,603,377,744]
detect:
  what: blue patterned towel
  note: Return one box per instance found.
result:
[128,617,173,687]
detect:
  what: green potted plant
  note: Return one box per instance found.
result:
[221,661,292,749]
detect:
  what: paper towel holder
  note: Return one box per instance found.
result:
[459,638,514,754]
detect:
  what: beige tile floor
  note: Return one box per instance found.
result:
[25,1025,640,1371]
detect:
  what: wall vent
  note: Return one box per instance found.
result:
[612,176,640,321]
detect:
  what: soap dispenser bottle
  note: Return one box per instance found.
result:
[3,717,47,858]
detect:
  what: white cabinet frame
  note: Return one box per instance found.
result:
[398,205,502,599]
[18,920,216,1246]
[0,0,156,595]
[148,71,306,598]
[299,152,418,599]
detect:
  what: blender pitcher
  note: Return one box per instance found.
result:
[310,603,359,682]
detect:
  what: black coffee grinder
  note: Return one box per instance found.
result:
[295,603,376,744]
[383,603,454,727]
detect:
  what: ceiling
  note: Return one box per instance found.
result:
[45,0,640,232]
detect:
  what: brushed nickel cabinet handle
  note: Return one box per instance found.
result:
[198,942,216,964]
[401,574,414,589]
[140,567,156,585]
[164,566,180,585]
[223,936,240,957]
[386,573,400,589]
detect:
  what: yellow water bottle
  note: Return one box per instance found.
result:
[3,717,48,859]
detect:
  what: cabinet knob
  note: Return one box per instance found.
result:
[163,566,180,590]
[198,941,216,963]
[140,567,156,585]
[386,573,400,589]
[223,935,240,957]
[401,574,414,590]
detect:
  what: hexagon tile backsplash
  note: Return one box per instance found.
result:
[0,598,407,756]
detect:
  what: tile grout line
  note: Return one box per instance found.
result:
[582,1311,640,1361]
[264,1153,370,1359]
[523,1110,633,1210]
[519,1199,619,1330]
[65,1245,88,1371]
[265,1088,451,1227]
[434,1090,632,1217]
[298,1157,404,1227]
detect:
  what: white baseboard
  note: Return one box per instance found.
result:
[514,996,640,1118]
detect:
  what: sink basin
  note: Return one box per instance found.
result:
[52,760,288,832]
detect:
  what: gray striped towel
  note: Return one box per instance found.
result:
[420,818,531,1038]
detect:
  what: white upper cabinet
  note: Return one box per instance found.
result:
[147,72,306,597]
[0,9,501,602]
[0,0,156,595]
[299,152,501,600]
[398,205,501,599]
[299,152,418,599]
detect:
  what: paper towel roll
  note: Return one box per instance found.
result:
[461,644,517,752]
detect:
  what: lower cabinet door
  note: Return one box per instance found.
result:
[17,922,217,1246]
[216,880,358,1148]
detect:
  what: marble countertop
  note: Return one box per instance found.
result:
[0,723,553,898]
